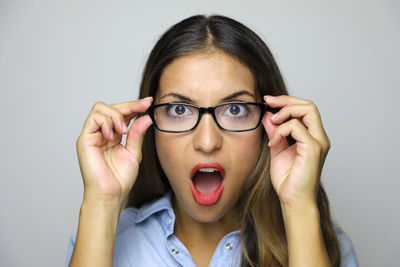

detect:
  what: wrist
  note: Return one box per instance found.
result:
[280,199,318,215]
[80,195,123,225]
[280,201,320,232]
[280,200,329,266]
[82,190,124,211]
[79,196,122,238]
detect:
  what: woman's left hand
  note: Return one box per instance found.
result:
[262,95,331,208]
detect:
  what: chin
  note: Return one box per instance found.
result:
[181,191,238,223]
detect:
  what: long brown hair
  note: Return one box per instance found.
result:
[126,14,340,266]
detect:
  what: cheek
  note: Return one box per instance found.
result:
[155,132,171,171]
[228,130,263,177]
[155,132,185,182]
[236,130,262,156]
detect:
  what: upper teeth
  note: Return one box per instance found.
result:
[198,168,219,173]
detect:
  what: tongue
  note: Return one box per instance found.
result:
[193,172,222,194]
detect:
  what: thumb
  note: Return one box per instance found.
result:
[262,111,276,141]
[262,111,288,157]
[125,115,153,162]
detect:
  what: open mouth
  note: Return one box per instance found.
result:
[193,168,223,193]
[190,163,225,206]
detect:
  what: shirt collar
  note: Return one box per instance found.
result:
[135,190,174,223]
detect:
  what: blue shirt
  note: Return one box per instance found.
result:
[66,191,359,266]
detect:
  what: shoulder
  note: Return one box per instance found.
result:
[334,225,359,267]
[66,194,174,266]
[116,192,174,238]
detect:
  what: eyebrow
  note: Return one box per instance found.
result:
[222,90,256,101]
[159,90,256,103]
[160,92,192,102]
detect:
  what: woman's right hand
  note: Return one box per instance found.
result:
[76,97,153,207]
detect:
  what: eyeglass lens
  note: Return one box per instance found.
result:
[152,103,262,132]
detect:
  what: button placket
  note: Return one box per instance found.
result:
[165,213,180,262]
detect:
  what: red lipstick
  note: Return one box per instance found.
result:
[190,163,225,206]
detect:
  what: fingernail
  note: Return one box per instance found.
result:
[265,95,276,102]
[121,122,128,132]
[141,96,153,103]
[268,139,273,147]
[271,113,278,121]
[268,136,277,147]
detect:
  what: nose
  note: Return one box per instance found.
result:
[192,113,223,154]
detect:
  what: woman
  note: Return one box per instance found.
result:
[66,15,358,267]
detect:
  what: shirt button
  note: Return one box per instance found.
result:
[225,242,233,250]
[171,248,179,254]
[168,218,172,225]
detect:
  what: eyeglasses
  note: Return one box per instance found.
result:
[148,101,275,133]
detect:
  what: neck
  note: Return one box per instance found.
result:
[171,194,241,250]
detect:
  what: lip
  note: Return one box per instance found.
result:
[190,162,225,206]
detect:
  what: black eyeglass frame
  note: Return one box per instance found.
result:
[147,101,279,133]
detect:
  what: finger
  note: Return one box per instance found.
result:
[125,115,153,163]
[264,95,311,108]
[268,119,317,158]
[269,103,330,151]
[111,97,153,117]
[262,111,289,156]
[112,97,153,129]
[262,111,276,140]
[83,102,129,137]
[83,97,153,137]
[88,111,115,141]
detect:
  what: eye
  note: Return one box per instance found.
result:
[223,103,249,117]
[165,104,193,117]
[228,105,241,115]
[173,105,186,115]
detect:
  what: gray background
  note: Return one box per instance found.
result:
[1,0,399,266]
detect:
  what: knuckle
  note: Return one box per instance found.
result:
[91,110,101,117]
[309,102,318,111]
[278,105,288,114]
[115,112,125,123]
[103,117,113,127]
[76,135,86,150]
[290,118,302,127]
[325,137,331,151]
[90,112,103,125]
[312,142,323,155]
[275,121,286,131]
[326,136,331,146]
[93,101,106,110]
[93,110,110,123]
[76,136,81,147]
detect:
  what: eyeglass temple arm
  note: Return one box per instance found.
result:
[264,103,280,114]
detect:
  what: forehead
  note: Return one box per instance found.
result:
[157,50,257,104]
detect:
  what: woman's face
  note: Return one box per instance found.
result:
[155,50,263,223]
